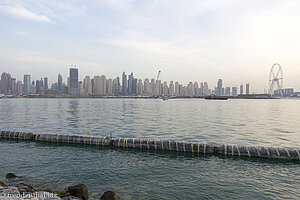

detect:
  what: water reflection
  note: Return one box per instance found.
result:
[67,100,80,129]
[1,98,300,147]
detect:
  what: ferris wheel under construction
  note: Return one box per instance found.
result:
[269,63,283,96]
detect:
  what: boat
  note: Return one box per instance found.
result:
[205,95,228,100]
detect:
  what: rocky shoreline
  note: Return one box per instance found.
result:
[0,173,118,200]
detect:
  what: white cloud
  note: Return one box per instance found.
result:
[0,4,52,23]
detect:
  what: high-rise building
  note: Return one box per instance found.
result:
[128,72,135,95]
[225,87,230,96]
[217,79,222,96]
[138,79,143,95]
[44,77,48,94]
[69,68,78,95]
[246,83,249,95]
[175,82,179,96]
[163,81,168,95]
[78,81,84,94]
[150,78,155,96]
[122,72,127,95]
[144,78,150,95]
[169,81,174,96]
[240,84,243,95]
[91,78,94,94]
[16,81,22,95]
[83,76,92,95]
[23,74,31,94]
[106,78,113,95]
[58,74,63,93]
[11,78,16,95]
[232,87,238,96]
[194,82,199,96]
[1,72,12,95]
[94,76,101,95]
[36,78,44,95]
[112,78,119,95]
[203,82,209,95]
[31,81,35,94]
[187,82,194,96]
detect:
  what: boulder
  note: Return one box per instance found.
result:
[0,186,20,197]
[61,196,82,200]
[5,173,19,179]
[17,182,36,193]
[34,191,61,200]
[67,184,88,200]
[100,191,119,200]
[0,181,8,187]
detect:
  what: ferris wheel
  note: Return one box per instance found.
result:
[269,63,283,96]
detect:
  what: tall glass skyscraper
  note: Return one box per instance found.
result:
[23,74,31,94]
[69,68,78,95]
[122,72,127,95]
[58,73,63,93]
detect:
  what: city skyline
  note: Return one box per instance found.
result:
[1,0,300,92]
[2,68,257,97]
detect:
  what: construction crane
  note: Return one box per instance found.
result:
[156,70,161,82]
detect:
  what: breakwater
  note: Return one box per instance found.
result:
[1,130,300,161]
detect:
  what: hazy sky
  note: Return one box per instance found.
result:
[1,0,300,93]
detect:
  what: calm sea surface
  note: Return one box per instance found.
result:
[0,98,300,199]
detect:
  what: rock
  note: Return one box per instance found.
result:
[17,182,36,193]
[6,172,19,179]
[0,180,8,187]
[56,191,70,198]
[61,196,82,200]
[0,186,20,197]
[34,191,61,200]
[67,184,88,200]
[100,191,119,200]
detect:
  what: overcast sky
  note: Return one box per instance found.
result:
[0,0,300,93]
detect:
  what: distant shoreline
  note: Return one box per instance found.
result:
[0,94,291,99]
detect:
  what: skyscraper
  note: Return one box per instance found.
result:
[122,72,127,95]
[23,74,31,94]
[232,87,238,96]
[112,78,119,95]
[36,78,43,95]
[217,79,222,96]
[11,78,16,95]
[225,87,230,96]
[44,77,48,94]
[169,81,174,96]
[16,81,22,95]
[246,83,250,95]
[128,72,134,95]
[83,76,92,95]
[144,78,150,95]
[163,81,168,95]
[94,76,101,95]
[58,73,63,93]
[78,81,84,94]
[240,84,244,95]
[100,75,106,95]
[69,68,78,95]
[106,78,113,95]
[138,79,143,95]
[203,82,209,95]
[1,72,12,95]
